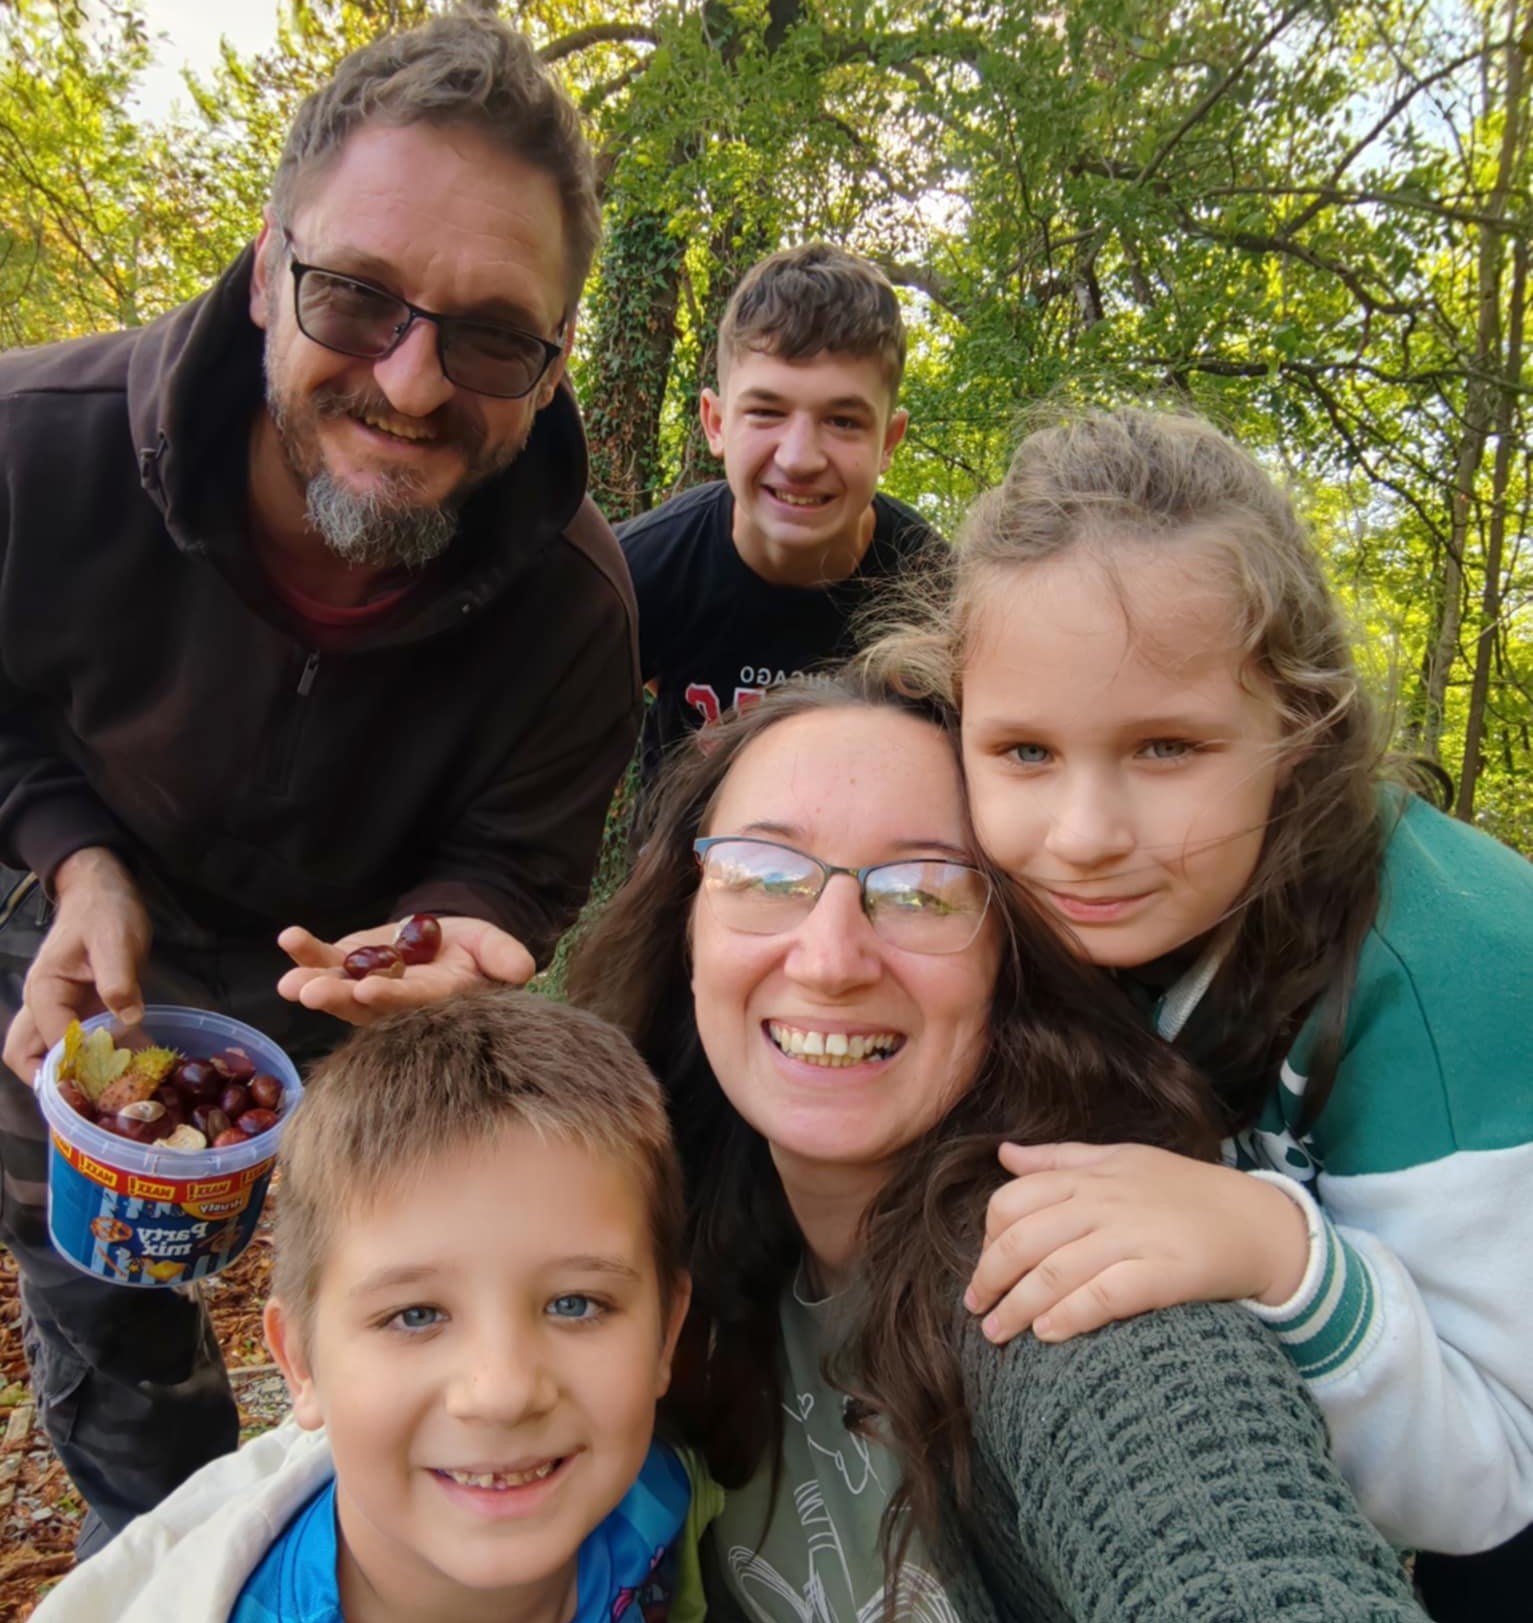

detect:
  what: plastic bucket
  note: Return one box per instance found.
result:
[36,1006,303,1288]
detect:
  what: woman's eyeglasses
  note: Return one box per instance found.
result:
[693,836,992,956]
[283,233,563,400]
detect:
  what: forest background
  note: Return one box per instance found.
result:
[4,0,1530,853]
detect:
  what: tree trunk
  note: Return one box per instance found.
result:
[1449,0,1530,810]
[1419,0,1528,770]
[1456,229,1527,818]
[581,202,684,523]
[671,212,773,490]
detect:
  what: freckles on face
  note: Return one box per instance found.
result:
[959,547,1286,969]
[688,706,1000,1191]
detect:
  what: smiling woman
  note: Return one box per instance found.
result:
[566,669,1429,1622]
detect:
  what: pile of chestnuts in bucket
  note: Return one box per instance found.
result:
[56,1030,288,1153]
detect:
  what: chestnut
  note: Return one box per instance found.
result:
[249,1073,283,1111]
[58,1080,94,1122]
[215,1047,256,1081]
[211,1128,248,1148]
[236,1108,279,1138]
[174,1059,223,1103]
[218,1084,251,1119]
[192,1105,232,1142]
[392,914,442,966]
[343,944,405,981]
[115,1100,165,1142]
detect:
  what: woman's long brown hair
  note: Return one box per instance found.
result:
[566,670,1221,1575]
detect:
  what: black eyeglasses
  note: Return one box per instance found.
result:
[282,233,564,400]
[693,836,993,956]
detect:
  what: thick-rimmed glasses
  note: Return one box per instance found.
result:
[693,836,992,956]
[283,234,564,400]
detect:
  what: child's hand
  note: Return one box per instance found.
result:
[963,1142,1311,1344]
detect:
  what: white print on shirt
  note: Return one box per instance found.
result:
[684,669,844,731]
[722,1389,961,1623]
[798,1391,882,1495]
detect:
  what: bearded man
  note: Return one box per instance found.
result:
[0,14,639,1543]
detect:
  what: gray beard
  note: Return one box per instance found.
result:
[303,469,458,570]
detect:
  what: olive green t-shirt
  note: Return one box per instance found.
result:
[702,1276,964,1623]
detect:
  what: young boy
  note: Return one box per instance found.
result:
[619,243,942,792]
[34,990,713,1623]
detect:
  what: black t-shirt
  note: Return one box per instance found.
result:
[618,481,942,785]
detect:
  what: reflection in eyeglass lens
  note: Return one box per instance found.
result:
[699,840,988,954]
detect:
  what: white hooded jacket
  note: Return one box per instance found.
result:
[34,1421,333,1623]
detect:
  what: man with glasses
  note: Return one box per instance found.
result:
[0,15,639,1546]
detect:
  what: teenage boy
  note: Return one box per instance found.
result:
[34,990,720,1623]
[618,243,941,791]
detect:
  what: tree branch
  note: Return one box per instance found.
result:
[539,24,658,66]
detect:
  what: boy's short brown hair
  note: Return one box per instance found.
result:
[717,243,907,400]
[272,988,684,1343]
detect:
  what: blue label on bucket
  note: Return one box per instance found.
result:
[47,1131,275,1288]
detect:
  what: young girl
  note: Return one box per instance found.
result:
[889,406,1532,1605]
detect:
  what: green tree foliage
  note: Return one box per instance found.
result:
[2,0,1528,846]
[0,0,164,340]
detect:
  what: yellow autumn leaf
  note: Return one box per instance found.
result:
[75,1027,132,1103]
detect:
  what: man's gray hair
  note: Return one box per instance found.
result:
[271,12,600,316]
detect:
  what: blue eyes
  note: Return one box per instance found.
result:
[1005,740,1200,766]
[391,1305,444,1332]
[381,1295,607,1334]
[547,1294,600,1321]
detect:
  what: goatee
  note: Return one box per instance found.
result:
[264,369,524,571]
[302,468,458,570]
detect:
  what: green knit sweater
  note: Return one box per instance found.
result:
[944,1299,1426,1620]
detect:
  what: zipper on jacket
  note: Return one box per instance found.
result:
[137,432,168,496]
[297,651,320,696]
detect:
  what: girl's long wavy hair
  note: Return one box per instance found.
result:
[566,669,1221,1576]
[870,404,1402,1133]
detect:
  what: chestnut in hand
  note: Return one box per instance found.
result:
[392,914,442,966]
[343,944,406,981]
